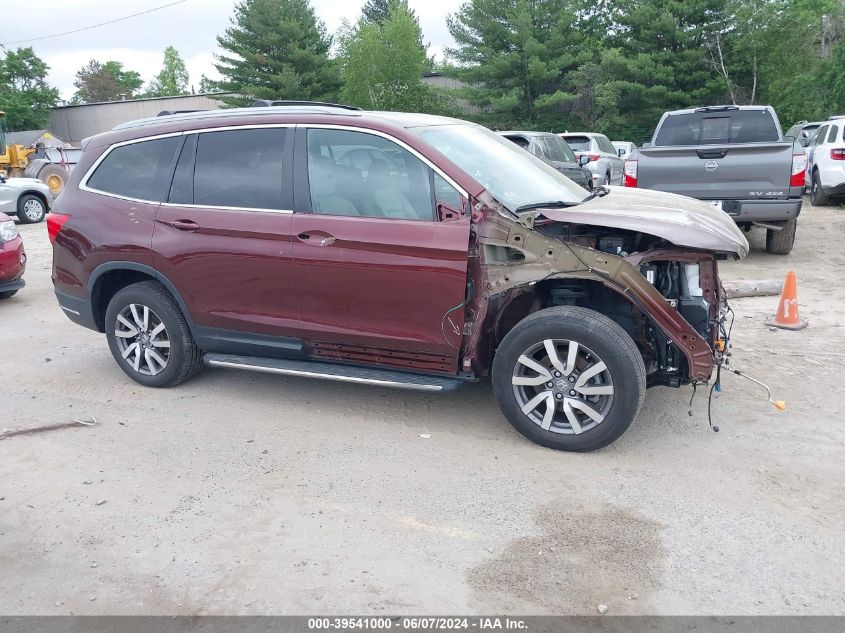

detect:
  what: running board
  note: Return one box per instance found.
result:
[203,353,461,392]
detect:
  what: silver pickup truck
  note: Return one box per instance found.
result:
[624,105,806,254]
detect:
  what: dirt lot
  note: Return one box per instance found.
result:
[1,203,843,616]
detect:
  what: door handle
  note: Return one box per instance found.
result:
[163,219,200,232]
[297,231,336,247]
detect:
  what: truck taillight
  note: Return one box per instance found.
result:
[47,213,70,243]
[623,160,638,187]
[831,148,845,160]
[790,153,807,187]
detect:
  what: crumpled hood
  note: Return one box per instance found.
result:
[538,186,749,258]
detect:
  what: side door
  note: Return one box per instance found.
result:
[598,135,622,183]
[291,126,471,375]
[807,125,828,181]
[152,126,301,355]
[817,124,839,187]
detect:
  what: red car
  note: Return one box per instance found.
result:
[49,104,748,451]
[0,212,26,299]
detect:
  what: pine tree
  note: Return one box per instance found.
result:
[214,0,340,106]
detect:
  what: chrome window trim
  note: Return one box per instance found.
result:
[80,124,296,210]
[302,123,469,200]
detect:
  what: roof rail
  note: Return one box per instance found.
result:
[251,99,361,111]
[157,109,205,117]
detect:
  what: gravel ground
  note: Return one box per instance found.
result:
[1,202,843,615]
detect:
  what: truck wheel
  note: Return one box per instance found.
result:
[765,219,797,255]
[105,281,203,388]
[810,171,829,206]
[17,194,46,224]
[37,164,68,196]
[492,306,646,452]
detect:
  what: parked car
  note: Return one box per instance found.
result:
[784,120,824,149]
[625,105,805,255]
[50,104,748,452]
[499,131,592,190]
[612,141,636,159]
[804,120,845,206]
[0,212,26,299]
[0,175,53,223]
[559,132,624,186]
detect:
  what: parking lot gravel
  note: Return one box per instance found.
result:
[1,202,843,615]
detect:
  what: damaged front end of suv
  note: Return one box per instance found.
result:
[463,186,748,391]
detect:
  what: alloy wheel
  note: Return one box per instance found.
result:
[511,338,614,435]
[114,303,171,376]
[23,198,45,221]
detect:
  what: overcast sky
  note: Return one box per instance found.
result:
[3,0,458,101]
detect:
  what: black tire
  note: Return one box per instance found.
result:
[810,171,829,206]
[105,280,203,387]
[0,290,18,299]
[604,171,612,186]
[765,218,797,255]
[492,306,646,452]
[37,164,69,196]
[17,194,46,224]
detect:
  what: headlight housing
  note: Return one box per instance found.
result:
[0,220,18,242]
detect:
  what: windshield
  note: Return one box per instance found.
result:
[410,124,588,211]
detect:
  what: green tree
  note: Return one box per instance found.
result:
[446,0,593,127]
[72,59,143,104]
[198,74,218,93]
[339,0,433,110]
[214,0,340,106]
[146,46,190,97]
[0,47,59,130]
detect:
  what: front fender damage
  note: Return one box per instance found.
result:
[469,216,714,382]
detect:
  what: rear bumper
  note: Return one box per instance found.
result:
[723,198,803,223]
[55,290,100,331]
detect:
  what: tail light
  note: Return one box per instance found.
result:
[830,148,845,160]
[623,160,638,187]
[47,213,70,243]
[586,153,600,162]
[790,153,807,187]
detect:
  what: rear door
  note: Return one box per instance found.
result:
[152,126,301,348]
[638,109,794,199]
[290,126,471,374]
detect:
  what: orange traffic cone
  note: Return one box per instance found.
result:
[765,271,807,330]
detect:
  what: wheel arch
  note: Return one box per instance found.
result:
[87,262,194,333]
[17,190,50,212]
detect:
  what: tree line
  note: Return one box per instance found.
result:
[1,0,844,143]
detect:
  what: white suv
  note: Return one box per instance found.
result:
[806,119,845,206]
[559,132,624,186]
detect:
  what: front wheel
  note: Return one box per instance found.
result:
[105,280,203,387]
[492,306,646,452]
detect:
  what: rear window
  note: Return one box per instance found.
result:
[654,110,780,146]
[504,135,530,150]
[193,128,286,209]
[87,136,182,201]
[562,136,591,152]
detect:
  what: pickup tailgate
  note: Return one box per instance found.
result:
[636,142,795,199]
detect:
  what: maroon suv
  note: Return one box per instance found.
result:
[49,104,748,451]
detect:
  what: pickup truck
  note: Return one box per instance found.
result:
[624,105,806,254]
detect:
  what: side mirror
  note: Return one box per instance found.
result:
[617,149,625,157]
[578,154,591,167]
[437,201,464,221]
[799,137,810,147]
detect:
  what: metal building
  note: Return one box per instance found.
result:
[49,93,233,145]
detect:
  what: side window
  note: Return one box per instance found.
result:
[433,172,462,211]
[306,128,442,221]
[168,134,197,204]
[813,126,828,146]
[828,125,839,144]
[598,136,616,154]
[194,128,286,209]
[87,136,181,201]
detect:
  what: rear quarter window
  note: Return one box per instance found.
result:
[86,136,182,201]
[655,110,780,146]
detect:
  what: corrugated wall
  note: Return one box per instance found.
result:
[49,94,231,145]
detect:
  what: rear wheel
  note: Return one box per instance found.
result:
[810,171,829,206]
[17,194,46,224]
[492,306,646,452]
[105,281,203,387]
[765,218,797,255]
[37,164,68,196]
